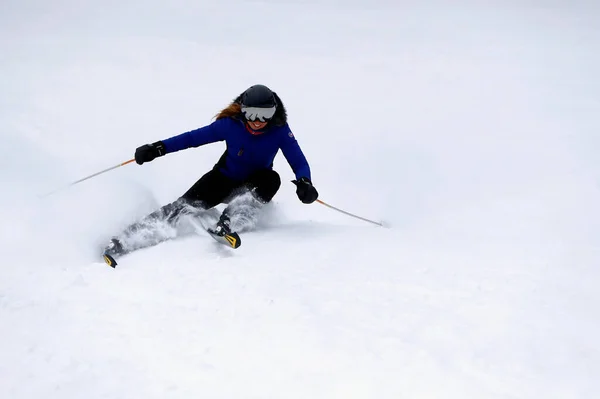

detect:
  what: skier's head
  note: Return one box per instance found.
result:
[241,85,276,121]
[215,84,288,130]
[239,84,277,132]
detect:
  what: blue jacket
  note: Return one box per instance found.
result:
[161,117,311,182]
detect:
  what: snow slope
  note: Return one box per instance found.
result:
[1,1,599,398]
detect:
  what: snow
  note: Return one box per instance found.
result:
[1,1,599,398]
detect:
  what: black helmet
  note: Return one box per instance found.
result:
[240,84,277,122]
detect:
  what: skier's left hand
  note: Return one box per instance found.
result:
[292,177,318,204]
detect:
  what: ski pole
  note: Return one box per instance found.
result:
[40,158,136,198]
[316,199,385,227]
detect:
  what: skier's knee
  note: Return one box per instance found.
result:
[250,170,281,203]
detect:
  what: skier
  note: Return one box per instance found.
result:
[103,84,319,262]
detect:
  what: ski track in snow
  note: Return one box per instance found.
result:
[1,1,599,398]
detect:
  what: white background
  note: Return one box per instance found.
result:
[1,1,599,398]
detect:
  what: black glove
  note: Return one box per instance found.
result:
[292,177,319,204]
[135,141,166,165]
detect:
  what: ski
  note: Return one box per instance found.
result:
[206,228,242,249]
[103,253,118,268]
[100,225,241,267]
[102,238,125,268]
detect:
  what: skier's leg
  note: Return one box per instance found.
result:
[106,169,237,255]
[106,197,195,255]
[245,168,282,204]
[218,169,281,233]
[180,168,238,207]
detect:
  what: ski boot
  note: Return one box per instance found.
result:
[102,238,126,268]
[207,213,241,249]
[213,214,232,236]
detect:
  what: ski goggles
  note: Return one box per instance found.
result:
[241,105,277,122]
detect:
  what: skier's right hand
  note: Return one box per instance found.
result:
[135,141,166,165]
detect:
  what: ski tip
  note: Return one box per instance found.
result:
[207,229,241,249]
[225,232,241,249]
[103,253,118,268]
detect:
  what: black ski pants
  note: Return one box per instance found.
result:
[128,168,282,230]
[181,168,281,209]
[114,168,281,249]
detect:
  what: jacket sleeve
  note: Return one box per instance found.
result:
[279,126,312,181]
[161,118,228,154]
